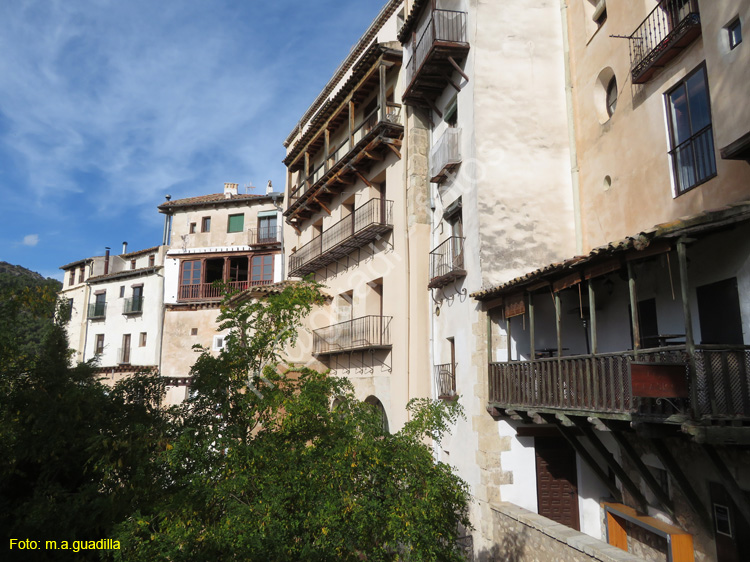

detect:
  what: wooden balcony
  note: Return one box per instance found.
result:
[313,315,392,355]
[429,236,466,289]
[178,279,270,301]
[435,363,456,400]
[285,103,403,223]
[629,0,701,84]
[288,198,393,278]
[488,345,750,422]
[248,227,282,247]
[403,9,470,107]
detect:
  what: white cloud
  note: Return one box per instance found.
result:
[23,234,39,247]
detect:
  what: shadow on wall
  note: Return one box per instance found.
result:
[475,526,527,562]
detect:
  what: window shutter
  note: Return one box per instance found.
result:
[228,214,244,232]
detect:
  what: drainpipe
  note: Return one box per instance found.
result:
[559,0,583,254]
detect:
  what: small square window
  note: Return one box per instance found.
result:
[228,214,244,233]
[69,270,75,286]
[189,222,197,234]
[213,335,226,351]
[139,332,147,347]
[714,503,733,537]
[190,328,198,336]
[201,216,211,232]
[729,18,742,50]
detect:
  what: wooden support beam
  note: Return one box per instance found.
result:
[379,63,387,123]
[608,429,675,518]
[448,56,469,82]
[506,317,512,362]
[324,129,330,173]
[677,239,700,415]
[422,95,443,118]
[703,444,750,532]
[627,261,640,355]
[349,100,355,149]
[383,143,402,159]
[313,197,331,216]
[541,414,622,502]
[573,418,649,513]
[528,292,535,360]
[651,438,712,530]
[554,291,562,358]
[440,69,462,93]
[354,171,373,188]
[363,151,383,161]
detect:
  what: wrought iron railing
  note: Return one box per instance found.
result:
[88,302,107,319]
[429,237,465,287]
[288,198,393,276]
[629,0,701,83]
[430,128,461,181]
[405,9,468,88]
[249,226,282,245]
[178,279,271,301]
[313,315,392,354]
[123,296,144,314]
[435,363,456,398]
[488,345,750,419]
[289,104,403,204]
[670,125,716,194]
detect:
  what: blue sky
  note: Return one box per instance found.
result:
[0,0,387,280]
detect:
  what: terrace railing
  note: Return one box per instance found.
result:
[123,296,144,315]
[405,9,468,88]
[429,236,466,288]
[435,363,456,399]
[313,315,392,355]
[178,279,271,301]
[88,302,107,319]
[249,226,282,245]
[430,128,461,182]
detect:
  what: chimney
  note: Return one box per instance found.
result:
[266,180,273,195]
[122,241,128,254]
[224,182,239,198]
[104,247,111,275]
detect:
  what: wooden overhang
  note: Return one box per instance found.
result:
[472,201,750,306]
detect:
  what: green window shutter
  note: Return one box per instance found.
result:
[228,214,244,233]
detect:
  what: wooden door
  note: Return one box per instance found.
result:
[535,436,580,530]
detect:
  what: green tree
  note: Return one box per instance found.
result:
[115,281,472,561]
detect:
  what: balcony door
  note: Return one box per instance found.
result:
[535,436,580,530]
[121,334,131,364]
[258,215,277,243]
[181,260,202,299]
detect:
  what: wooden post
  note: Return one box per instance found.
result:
[287,168,293,198]
[528,293,535,360]
[677,240,699,415]
[506,316,512,362]
[627,262,640,356]
[304,152,310,193]
[588,280,598,355]
[555,291,562,357]
[379,64,387,123]
[349,101,355,149]
[324,129,330,173]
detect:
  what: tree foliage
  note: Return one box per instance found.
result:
[114,282,472,561]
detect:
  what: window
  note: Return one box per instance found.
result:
[180,260,202,299]
[149,254,155,267]
[139,332,147,347]
[95,334,105,356]
[78,267,84,284]
[729,18,742,50]
[129,285,144,313]
[189,222,197,234]
[213,335,226,351]
[201,216,211,232]
[258,214,278,242]
[606,76,618,117]
[69,270,75,286]
[444,96,458,127]
[666,65,716,194]
[227,214,244,233]
[121,334,131,364]
[91,292,106,318]
[593,0,607,27]
[191,328,198,336]
[119,286,125,298]
[130,259,136,270]
[63,298,74,321]
[251,255,274,285]
[715,504,733,537]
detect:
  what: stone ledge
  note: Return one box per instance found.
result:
[491,502,647,562]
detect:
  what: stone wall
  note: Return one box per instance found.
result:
[483,503,647,562]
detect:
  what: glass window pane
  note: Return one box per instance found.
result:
[686,68,711,132]
[668,84,691,145]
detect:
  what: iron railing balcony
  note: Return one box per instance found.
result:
[288,198,394,278]
[123,296,144,315]
[435,363,456,399]
[670,124,716,194]
[430,128,461,182]
[428,236,466,289]
[178,279,272,301]
[313,315,392,355]
[403,9,469,106]
[488,345,750,421]
[249,226,282,246]
[88,302,107,319]
[629,0,701,84]
[287,103,403,208]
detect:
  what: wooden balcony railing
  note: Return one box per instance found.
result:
[248,226,282,246]
[123,296,144,315]
[403,9,469,105]
[429,236,466,289]
[430,128,461,182]
[313,315,392,355]
[288,198,393,277]
[178,279,271,301]
[435,363,456,399]
[88,302,107,319]
[288,104,403,206]
[488,345,750,420]
[629,0,701,84]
